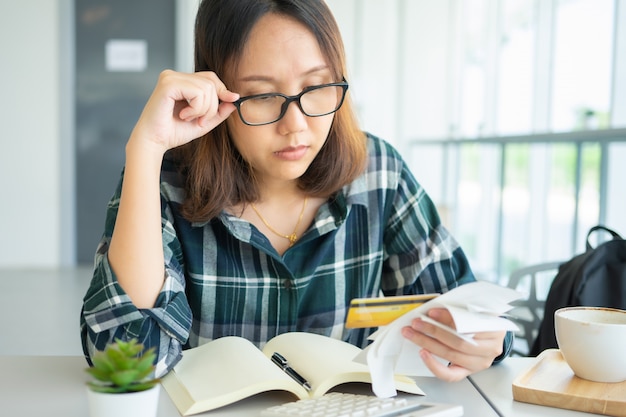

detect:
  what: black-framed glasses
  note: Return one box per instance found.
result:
[233,79,349,126]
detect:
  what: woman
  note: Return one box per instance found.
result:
[81,0,511,381]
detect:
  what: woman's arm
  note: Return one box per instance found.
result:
[107,139,167,308]
[107,70,239,308]
[80,176,193,376]
[81,70,239,374]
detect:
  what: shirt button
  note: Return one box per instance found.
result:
[283,280,292,289]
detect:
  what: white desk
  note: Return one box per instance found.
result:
[1,355,612,417]
[0,356,499,416]
[0,268,612,416]
[469,357,606,417]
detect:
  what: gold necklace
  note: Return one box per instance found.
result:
[250,197,308,247]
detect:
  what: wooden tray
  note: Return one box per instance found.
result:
[512,349,626,416]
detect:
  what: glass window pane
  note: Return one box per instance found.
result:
[459,0,488,137]
[500,144,531,277]
[496,0,535,134]
[551,0,614,131]
[577,142,601,252]
[606,143,626,234]
[454,143,501,281]
[544,143,577,260]
[408,145,446,204]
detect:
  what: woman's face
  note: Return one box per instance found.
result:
[226,13,336,188]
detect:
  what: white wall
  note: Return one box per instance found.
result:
[0,0,65,267]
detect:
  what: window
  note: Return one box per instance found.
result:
[328,0,626,282]
[551,0,614,132]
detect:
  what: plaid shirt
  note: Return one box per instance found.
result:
[80,133,480,377]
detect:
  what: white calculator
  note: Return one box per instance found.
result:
[260,392,463,417]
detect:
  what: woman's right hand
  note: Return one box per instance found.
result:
[129,70,239,154]
[108,70,238,309]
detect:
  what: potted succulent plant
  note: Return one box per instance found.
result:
[85,338,161,417]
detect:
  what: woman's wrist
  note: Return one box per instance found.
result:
[125,131,168,169]
[492,331,514,364]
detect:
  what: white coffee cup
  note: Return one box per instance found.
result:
[555,306,626,383]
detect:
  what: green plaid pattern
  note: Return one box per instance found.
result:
[80,134,484,376]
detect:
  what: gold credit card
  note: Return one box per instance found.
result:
[345,293,439,328]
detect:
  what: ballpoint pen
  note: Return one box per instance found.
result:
[271,352,312,391]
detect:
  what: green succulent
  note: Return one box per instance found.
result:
[86,338,160,393]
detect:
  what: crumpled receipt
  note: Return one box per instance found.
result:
[354,281,524,397]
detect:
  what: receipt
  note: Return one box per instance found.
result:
[354,281,523,397]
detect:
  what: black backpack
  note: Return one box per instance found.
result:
[530,225,626,357]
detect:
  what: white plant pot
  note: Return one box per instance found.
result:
[87,385,160,417]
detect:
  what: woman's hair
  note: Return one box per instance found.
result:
[175,0,367,222]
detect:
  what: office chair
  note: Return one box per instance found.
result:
[505,261,563,357]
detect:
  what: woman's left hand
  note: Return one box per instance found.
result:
[401,308,506,382]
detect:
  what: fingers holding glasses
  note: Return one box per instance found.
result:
[176,71,239,126]
[136,70,239,151]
